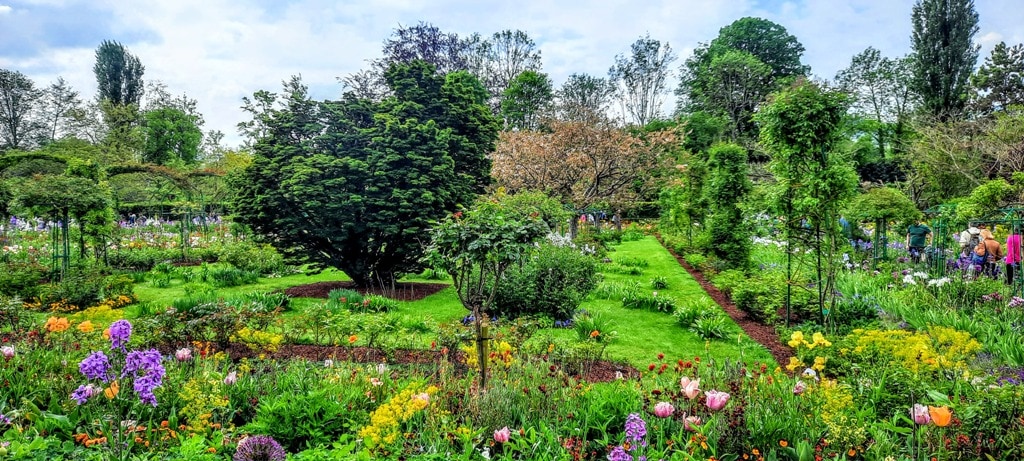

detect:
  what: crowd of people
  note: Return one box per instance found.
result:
[906,220,1023,283]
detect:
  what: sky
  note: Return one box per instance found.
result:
[2,0,1023,147]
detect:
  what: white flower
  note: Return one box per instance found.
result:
[902,274,916,285]
[927,277,950,287]
[324,359,334,368]
[376,363,388,374]
[913,271,929,279]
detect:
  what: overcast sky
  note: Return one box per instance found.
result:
[2,0,1022,147]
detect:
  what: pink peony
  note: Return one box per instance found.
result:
[705,390,730,411]
[493,426,511,443]
[653,401,674,418]
[174,348,192,361]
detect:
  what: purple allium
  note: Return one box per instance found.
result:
[71,384,101,405]
[607,446,633,461]
[79,351,112,382]
[123,349,165,406]
[233,435,287,461]
[109,320,132,350]
[624,413,647,449]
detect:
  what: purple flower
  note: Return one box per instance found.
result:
[624,413,647,449]
[109,320,132,350]
[234,435,287,461]
[123,349,165,406]
[79,351,112,382]
[607,446,633,461]
[71,384,102,405]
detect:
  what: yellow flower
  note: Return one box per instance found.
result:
[813,356,827,371]
[788,331,805,348]
[785,357,803,372]
[77,320,95,333]
[811,332,832,347]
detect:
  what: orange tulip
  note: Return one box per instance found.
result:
[928,406,952,427]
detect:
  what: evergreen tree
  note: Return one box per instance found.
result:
[703,143,751,269]
[909,0,979,120]
[93,40,145,107]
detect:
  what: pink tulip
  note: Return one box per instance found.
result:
[682,413,702,432]
[1,346,13,360]
[494,426,511,443]
[175,348,192,361]
[705,390,730,411]
[653,401,674,418]
[911,403,931,425]
[680,376,701,400]
[223,371,238,385]
[793,380,807,395]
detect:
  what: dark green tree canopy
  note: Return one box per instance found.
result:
[706,17,809,81]
[94,40,145,107]
[910,0,979,120]
[231,61,498,288]
[678,17,807,141]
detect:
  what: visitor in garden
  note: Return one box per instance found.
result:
[1007,227,1021,285]
[905,218,931,263]
[976,229,1003,279]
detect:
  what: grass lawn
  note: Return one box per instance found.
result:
[129,236,776,368]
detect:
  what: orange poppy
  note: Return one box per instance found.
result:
[779,440,789,447]
[928,406,952,427]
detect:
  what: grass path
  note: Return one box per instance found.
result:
[131,236,776,368]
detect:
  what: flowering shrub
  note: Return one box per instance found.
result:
[835,326,981,375]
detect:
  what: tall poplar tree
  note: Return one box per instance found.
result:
[93,40,145,107]
[909,0,979,120]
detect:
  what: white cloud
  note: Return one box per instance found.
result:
[0,5,12,15]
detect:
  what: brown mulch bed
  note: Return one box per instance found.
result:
[284,281,450,301]
[213,343,638,383]
[658,239,793,365]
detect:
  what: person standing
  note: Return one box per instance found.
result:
[906,218,932,262]
[978,229,1004,279]
[1007,227,1021,285]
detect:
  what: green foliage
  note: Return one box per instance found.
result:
[142,107,202,165]
[0,261,48,299]
[649,275,669,289]
[845,187,920,223]
[490,243,600,320]
[206,266,260,288]
[0,294,30,331]
[956,179,1018,221]
[710,269,747,297]
[231,62,497,288]
[690,314,732,340]
[243,389,358,453]
[219,240,286,275]
[622,290,676,313]
[501,70,553,130]
[970,42,1024,113]
[673,295,719,328]
[703,143,752,269]
[39,268,108,308]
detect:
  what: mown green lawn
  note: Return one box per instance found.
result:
[131,236,776,368]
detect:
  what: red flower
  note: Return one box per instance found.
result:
[648,364,656,371]
[657,353,665,360]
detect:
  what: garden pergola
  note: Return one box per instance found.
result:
[926,205,1024,296]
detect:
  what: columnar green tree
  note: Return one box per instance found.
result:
[94,40,145,108]
[909,0,979,120]
[702,143,751,269]
[231,61,497,289]
[756,80,858,323]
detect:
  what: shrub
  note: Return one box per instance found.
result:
[0,261,48,299]
[39,269,108,310]
[327,288,363,305]
[207,267,260,288]
[711,269,746,297]
[490,243,599,320]
[650,275,669,290]
[219,240,285,275]
[244,389,356,453]
[614,256,649,268]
